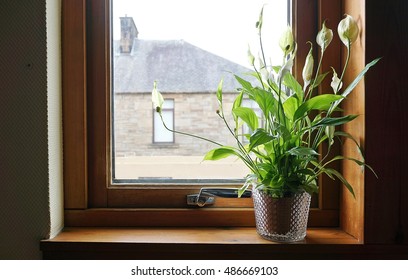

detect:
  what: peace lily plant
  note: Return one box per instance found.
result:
[152,11,379,199]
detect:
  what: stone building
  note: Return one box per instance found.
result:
[113,17,257,161]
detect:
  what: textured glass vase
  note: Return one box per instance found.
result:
[252,188,311,242]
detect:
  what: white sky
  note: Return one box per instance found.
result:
[112,0,289,67]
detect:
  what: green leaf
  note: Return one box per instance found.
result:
[310,72,329,89]
[249,129,275,151]
[203,147,239,161]
[296,168,316,177]
[287,147,319,157]
[278,124,292,141]
[334,130,364,158]
[311,114,358,128]
[283,95,299,122]
[235,75,279,115]
[234,75,254,92]
[232,91,244,122]
[284,73,303,100]
[333,57,381,108]
[302,183,319,194]
[294,94,344,121]
[324,155,378,179]
[233,107,259,131]
[238,183,250,198]
[233,91,244,110]
[323,168,356,198]
[239,174,257,197]
[250,87,277,117]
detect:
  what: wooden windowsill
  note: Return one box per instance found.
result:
[41,227,408,259]
[40,227,386,260]
[43,227,358,245]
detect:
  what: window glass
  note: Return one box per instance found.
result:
[112,0,289,183]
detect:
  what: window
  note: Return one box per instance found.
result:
[111,0,288,183]
[63,0,341,227]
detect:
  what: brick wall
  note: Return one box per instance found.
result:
[113,91,240,157]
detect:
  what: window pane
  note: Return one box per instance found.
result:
[112,0,289,183]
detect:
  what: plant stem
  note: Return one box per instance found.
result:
[277,70,287,130]
[312,40,352,150]
[159,113,223,147]
[217,111,259,174]
[337,40,351,93]
[252,65,266,92]
[306,48,325,100]
[259,31,267,74]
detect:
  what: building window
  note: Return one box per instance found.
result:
[153,99,174,143]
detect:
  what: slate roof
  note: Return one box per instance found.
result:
[113,39,255,93]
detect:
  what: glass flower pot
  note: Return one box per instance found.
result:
[252,188,311,242]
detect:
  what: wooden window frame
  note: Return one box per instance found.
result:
[63,0,359,230]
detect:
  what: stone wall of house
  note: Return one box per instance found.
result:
[113,91,240,157]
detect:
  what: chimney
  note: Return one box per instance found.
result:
[120,16,138,54]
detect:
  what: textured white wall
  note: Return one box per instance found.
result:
[46,0,63,239]
[0,0,63,259]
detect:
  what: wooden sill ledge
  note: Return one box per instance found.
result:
[40,227,407,259]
